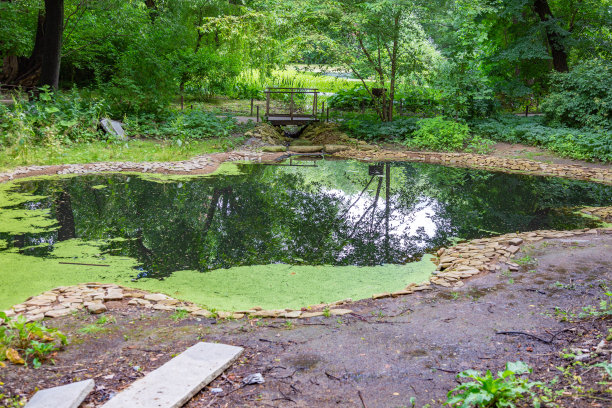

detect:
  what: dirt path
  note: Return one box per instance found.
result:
[2,234,610,407]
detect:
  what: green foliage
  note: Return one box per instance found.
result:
[472,115,612,162]
[328,86,372,110]
[409,116,470,151]
[542,60,612,130]
[171,309,189,321]
[0,87,108,152]
[577,291,612,318]
[446,361,542,408]
[342,115,419,142]
[435,61,497,120]
[0,312,67,368]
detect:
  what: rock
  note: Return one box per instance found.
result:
[282,311,302,318]
[100,118,128,141]
[191,309,213,318]
[391,289,413,297]
[509,238,523,246]
[87,303,108,314]
[45,308,73,318]
[231,313,245,319]
[301,311,324,318]
[216,311,233,319]
[144,293,171,302]
[104,290,123,301]
[507,245,521,254]
[357,144,377,151]
[288,145,323,153]
[329,309,352,316]
[157,299,180,306]
[262,145,287,153]
[152,304,175,311]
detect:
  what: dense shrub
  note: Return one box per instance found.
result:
[435,61,498,119]
[542,60,612,130]
[408,116,470,151]
[0,87,107,149]
[341,115,419,142]
[472,115,612,162]
[328,86,372,110]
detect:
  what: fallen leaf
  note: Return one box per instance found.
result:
[6,348,25,365]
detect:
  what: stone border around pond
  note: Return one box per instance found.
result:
[333,148,612,185]
[5,227,612,322]
[1,147,610,186]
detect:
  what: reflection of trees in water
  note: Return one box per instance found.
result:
[5,161,612,277]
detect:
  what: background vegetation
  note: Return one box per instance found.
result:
[0,0,611,163]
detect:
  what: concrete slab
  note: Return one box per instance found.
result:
[24,379,94,408]
[102,342,243,408]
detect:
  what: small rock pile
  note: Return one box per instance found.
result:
[581,206,612,223]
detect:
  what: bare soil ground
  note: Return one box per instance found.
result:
[1,235,611,408]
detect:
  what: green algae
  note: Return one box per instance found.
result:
[0,237,434,311]
[130,257,435,311]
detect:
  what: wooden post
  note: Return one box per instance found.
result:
[266,90,270,117]
[181,95,184,111]
[256,105,260,122]
[321,101,325,120]
[250,98,254,116]
[290,91,294,121]
[326,106,329,122]
[525,104,529,117]
[313,92,318,117]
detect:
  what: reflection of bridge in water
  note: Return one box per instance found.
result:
[264,87,321,126]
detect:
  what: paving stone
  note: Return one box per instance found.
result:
[101,342,243,408]
[25,379,94,408]
[144,293,171,301]
[87,303,107,314]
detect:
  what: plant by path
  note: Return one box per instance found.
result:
[0,312,67,368]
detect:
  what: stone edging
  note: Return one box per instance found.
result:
[333,148,612,185]
[5,227,611,322]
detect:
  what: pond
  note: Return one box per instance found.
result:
[1,159,611,310]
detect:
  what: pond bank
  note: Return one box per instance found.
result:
[2,233,610,407]
[1,146,610,186]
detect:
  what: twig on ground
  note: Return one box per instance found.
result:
[358,390,368,408]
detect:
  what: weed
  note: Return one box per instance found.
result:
[0,312,67,368]
[515,255,536,266]
[445,361,545,408]
[578,292,612,318]
[323,307,331,318]
[451,292,459,300]
[78,315,116,334]
[283,320,293,330]
[171,309,189,321]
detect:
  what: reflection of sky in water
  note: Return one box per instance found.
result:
[328,188,438,261]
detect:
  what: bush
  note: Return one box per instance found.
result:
[409,116,470,151]
[341,115,419,142]
[542,60,612,130]
[472,115,612,162]
[0,312,68,368]
[0,87,108,149]
[328,86,372,110]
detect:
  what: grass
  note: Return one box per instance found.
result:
[0,138,232,171]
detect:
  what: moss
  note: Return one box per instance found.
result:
[0,235,434,311]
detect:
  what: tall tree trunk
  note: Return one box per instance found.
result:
[40,0,64,89]
[532,0,569,72]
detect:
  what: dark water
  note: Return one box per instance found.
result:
[2,160,611,277]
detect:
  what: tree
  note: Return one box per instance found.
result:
[294,0,432,121]
[40,0,63,88]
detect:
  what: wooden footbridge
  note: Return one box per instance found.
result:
[264,87,320,126]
